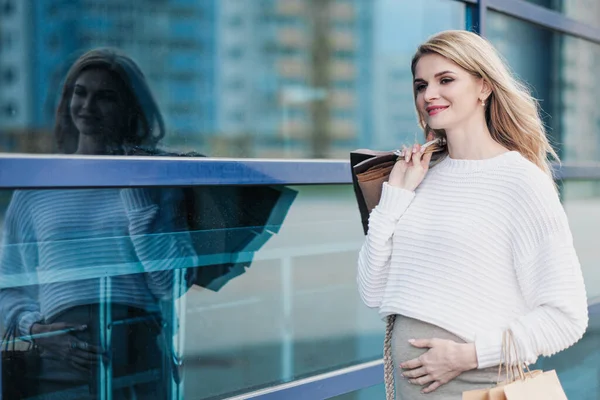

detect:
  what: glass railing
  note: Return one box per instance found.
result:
[0,178,384,399]
[0,156,599,399]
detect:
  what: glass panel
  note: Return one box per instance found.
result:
[0,183,383,399]
[531,179,600,399]
[532,307,600,400]
[367,0,465,153]
[523,0,600,28]
[561,180,600,299]
[0,0,464,159]
[487,11,600,163]
[330,383,385,399]
[486,11,560,146]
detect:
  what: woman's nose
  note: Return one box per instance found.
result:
[424,85,439,102]
[82,95,95,111]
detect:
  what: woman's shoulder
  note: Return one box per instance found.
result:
[501,152,557,195]
[6,190,38,212]
[501,153,566,223]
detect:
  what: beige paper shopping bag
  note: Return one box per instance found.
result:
[503,369,568,400]
[463,330,552,400]
[462,387,490,400]
[462,370,544,400]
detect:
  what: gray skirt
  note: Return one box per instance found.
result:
[391,315,497,400]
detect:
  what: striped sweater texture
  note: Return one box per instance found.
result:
[357,151,589,369]
[0,188,197,336]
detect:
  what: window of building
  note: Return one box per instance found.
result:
[47,34,60,51]
[2,67,15,84]
[1,30,14,50]
[47,4,59,17]
[227,79,245,90]
[228,47,244,59]
[229,15,243,27]
[2,0,15,16]
[334,50,354,60]
[2,102,17,118]
[229,110,245,123]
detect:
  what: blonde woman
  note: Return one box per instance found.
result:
[357,30,588,399]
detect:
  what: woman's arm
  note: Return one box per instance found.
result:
[358,143,433,308]
[357,183,415,308]
[475,234,588,368]
[475,178,588,369]
[0,192,44,336]
[120,188,197,300]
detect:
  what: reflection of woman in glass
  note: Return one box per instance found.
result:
[55,48,165,155]
[0,48,195,398]
[357,31,588,399]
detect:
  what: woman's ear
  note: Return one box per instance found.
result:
[481,79,492,102]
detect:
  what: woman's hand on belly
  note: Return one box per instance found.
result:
[31,322,107,372]
[399,338,478,394]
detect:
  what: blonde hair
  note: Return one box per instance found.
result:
[411,30,558,180]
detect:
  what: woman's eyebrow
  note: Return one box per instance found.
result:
[74,84,118,95]
[414,70,456,83]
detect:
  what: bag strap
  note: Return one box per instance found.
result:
[2,317,17,352]
[497,330,534,384]
[384,314,396,400]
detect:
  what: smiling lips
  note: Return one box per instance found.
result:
[426,105,449,116]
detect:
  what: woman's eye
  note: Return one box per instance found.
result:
[100,94,116,101]
[440,78,454,84]
[98,92,118,102]
[415,84,426,92]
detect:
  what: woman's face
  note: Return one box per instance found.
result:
[413,53,487,131]
[69,68,128,140]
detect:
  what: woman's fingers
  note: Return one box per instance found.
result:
[421,149,433,169]
[75,348,104,364]
[409,374,436,386]
[51,322,87,332]
[402,366,428,379]
[66,338,106,363]
[400,356,423,370]
[422,380,443,394]
[80,341,103,354]
[411,144,423,165]
[69,352,94,370]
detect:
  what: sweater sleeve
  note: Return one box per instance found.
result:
[120,188,197,301]
[357,183,415,308]
[475,178,588,369]
[0,192,44,336]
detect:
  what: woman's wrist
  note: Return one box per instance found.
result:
[387,181,414,191]
[459,342,479,371]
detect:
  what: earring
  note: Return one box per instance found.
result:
[481,99,486,107]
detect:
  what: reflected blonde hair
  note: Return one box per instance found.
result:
[411,30,558,180]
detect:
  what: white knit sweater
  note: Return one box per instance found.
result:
[357,151,588,369]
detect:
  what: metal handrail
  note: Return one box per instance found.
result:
[1,154,599,188]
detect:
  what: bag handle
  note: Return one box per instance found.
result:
[2,317,35,353]
[497,330,534,384]
[2,317,17,352]
[383,315,396,400]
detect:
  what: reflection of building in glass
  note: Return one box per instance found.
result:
[0,0,34,147]
[38,0,215,145]
[0,0,215,152]
[371,0,465,151]
[214,0,375,158]
[487,7,600,163]
[558,1,600,162]
[0,0,374,158]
